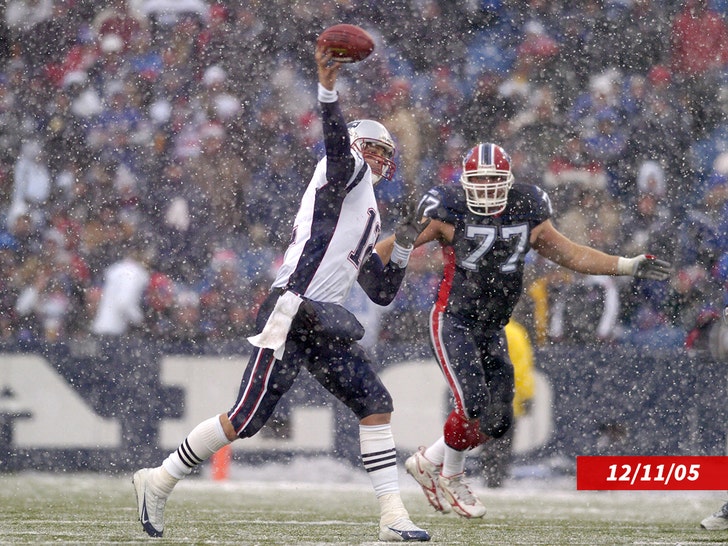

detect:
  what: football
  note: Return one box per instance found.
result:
[316,24,375,63]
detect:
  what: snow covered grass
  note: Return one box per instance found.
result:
[0,458,724,545]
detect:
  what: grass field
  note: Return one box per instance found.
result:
[0,459,726,545]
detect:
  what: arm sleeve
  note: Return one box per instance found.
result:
[320,100,355,188]
[357,252,406,306]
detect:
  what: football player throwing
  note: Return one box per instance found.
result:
[132,46,430,542]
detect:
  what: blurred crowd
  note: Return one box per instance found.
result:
[1,0,728,355]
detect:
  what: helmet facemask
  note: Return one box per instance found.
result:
[460,143,514,216]
[357,141,395,184]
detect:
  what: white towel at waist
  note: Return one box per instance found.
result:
[247,291,303,360]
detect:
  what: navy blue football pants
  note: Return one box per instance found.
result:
[429,308,514,439]
[227,290,393,438]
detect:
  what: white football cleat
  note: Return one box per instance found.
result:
[379,516,431,542]
[437,473,486,519]
[378,492,430,542]
[405,447,451,513]
[701,502,728,530]
[133,468,167,537]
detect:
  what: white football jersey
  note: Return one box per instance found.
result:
[272,152,380,304]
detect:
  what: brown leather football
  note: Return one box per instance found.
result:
[316,24,375,63]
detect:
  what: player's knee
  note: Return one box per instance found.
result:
[375,390,394,414]
[482,411,513,439]
[357,389,393,419]
[443,410,487,451]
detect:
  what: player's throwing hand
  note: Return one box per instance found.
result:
[315,46,342,91]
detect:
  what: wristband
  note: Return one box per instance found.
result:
[617,256,635,276]
[390,242,413,268]
[317,83,338,103]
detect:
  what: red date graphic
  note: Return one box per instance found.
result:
[577,456,728,490]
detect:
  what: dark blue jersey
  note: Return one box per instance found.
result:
[421,182,552,330]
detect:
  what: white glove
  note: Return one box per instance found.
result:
[617,254,672,281]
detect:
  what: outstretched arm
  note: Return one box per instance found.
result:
[531,219,619,274]
[315,45,355,187]
[531,219,671,280]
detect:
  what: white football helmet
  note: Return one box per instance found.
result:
[347,120,396,184]
[460,143,514,216]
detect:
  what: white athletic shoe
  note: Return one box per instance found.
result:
[701,502,728,530]
[437,473,486,519]
[378,492,430,542]
[405,447,452,513]
[133,468,167,537]
[379,517,431,542]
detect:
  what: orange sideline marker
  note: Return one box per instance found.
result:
[210,444,232,481]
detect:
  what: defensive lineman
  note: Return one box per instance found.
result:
[377,142,672,518]
[132,46,430,542]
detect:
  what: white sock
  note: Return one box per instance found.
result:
[442,443,467,478]
[149,466,178,497]
[378,492,409,526]
[360,424,399,497]
[162,415,231,480]
[423,437,446,466]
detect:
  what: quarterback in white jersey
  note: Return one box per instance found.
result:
[132,46,431,543]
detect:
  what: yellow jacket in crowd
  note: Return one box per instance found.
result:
[505,319,535,419]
